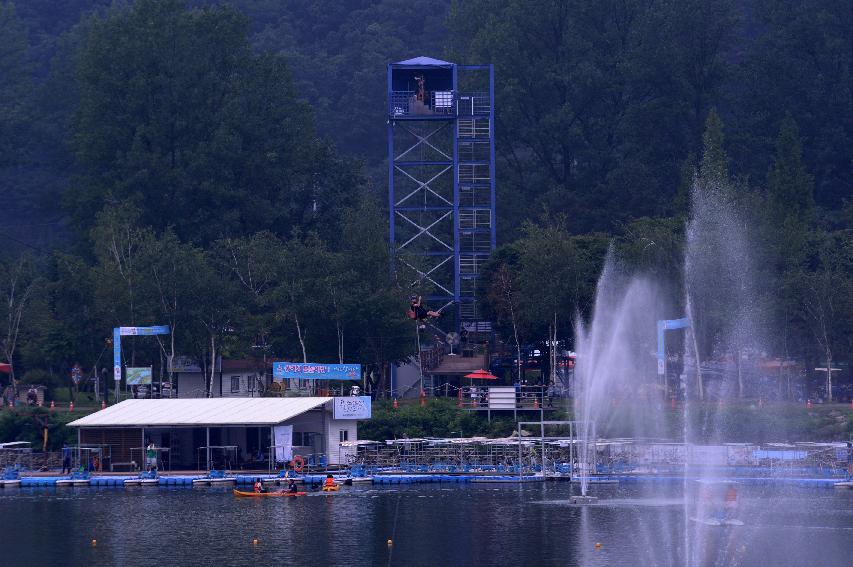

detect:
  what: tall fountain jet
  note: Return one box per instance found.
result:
[574,252,670,496]
[573,176,770,565]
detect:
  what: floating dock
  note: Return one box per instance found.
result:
[2,471,848,490]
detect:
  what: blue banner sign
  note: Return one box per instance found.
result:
[273,362,361,381]
[119,326,170,336]
[113,328,122,381]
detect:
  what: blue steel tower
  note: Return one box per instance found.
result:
[388,56,495,333]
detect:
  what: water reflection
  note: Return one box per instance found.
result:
[0,483,851,566]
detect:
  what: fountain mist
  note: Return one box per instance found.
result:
[573,178,771,566]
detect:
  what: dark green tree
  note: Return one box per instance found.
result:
[767,115,815,229]
[71,0,356,244]
[699,107,728,185]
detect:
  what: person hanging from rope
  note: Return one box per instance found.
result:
[407,295,441,323]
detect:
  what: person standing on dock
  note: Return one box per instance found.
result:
[61,443,71,474]
[146,442,157,473]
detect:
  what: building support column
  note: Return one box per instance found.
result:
[206,427,211,471]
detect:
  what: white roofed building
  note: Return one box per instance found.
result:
[68,396,372,471]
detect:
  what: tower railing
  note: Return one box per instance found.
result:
[456,92,491,115]
[459,209,492,230]
[457,117,490,138]
[389,90,456,117]
[459,163,491,184]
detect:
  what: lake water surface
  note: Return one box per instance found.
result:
[2,482,852,566]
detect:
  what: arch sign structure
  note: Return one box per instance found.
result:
[656,317,690,378]
[113,326,170,400]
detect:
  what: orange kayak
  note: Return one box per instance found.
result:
[321,484,340,492]
[232,489,306,497]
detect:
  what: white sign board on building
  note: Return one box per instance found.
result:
[488,386,517,410]
[333,396,372,419]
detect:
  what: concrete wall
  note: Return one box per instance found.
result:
[394,359,422,398]
[177,373,208,398]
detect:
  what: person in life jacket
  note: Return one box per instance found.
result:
[287,479,298,494]
[724,485,738,520]
[323,474,336,488]
[253,478,264,493]
[408,295,440,322]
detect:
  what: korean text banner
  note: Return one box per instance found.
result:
[272,362,361,381]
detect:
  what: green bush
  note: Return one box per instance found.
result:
[19,369,56,387]
[0,408,78,450]
[358,399,853,443]
[359,399,519,440]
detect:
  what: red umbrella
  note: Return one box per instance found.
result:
[0,362,11,374]
[464,369,497,380]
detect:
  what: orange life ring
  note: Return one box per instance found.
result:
[292,455,305,473]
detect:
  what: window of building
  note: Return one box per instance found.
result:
[230,376,240,393]
[339,430,349,443]
[293,432,319,447]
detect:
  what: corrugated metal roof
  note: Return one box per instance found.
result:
[394,56,453,67]
[68,397,332,428]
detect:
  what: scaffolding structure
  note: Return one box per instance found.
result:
[388,56,496,337]
[346,434,583,476]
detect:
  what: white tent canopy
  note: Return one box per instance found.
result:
[68,397,332,428]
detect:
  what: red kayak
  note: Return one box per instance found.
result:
[232,489,307,497]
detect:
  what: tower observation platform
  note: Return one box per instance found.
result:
[387,56,496,334]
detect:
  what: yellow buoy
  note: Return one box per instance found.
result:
[387,539,393,546]
[91,539,97,547]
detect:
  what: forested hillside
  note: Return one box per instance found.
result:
[0,0,849,400]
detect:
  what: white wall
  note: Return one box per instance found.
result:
[325,419,358,465]
[177,372,267,398]
[281,406,359,465]
[219,373,263,398]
